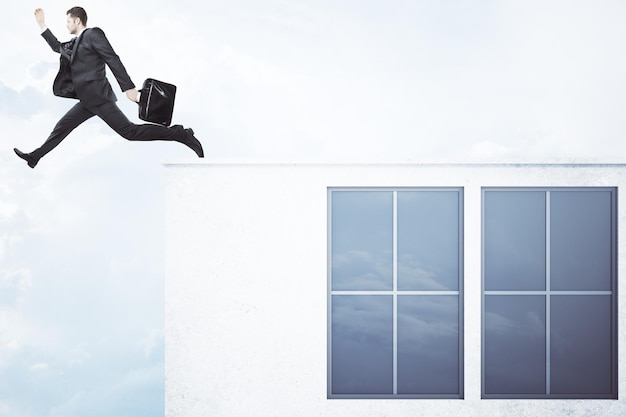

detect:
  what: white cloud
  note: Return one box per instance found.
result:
[29,363,49,372]
[0,268,32,300]
[0,402,13,417]
[139,328,164,360]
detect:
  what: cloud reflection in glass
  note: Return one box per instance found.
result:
[330,189,462,398]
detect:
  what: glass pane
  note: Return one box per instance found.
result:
[550,191,612,291]
[331,295,393,394]
[397,192,459,291]
[397,295,459,394]
[484,295,546,395]
[331,192,393,290]
[484,191,546,291]
[551,296,613,395]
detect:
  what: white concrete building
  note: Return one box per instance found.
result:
[165,161,625,417]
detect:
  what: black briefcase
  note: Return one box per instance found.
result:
[137,78,176,126]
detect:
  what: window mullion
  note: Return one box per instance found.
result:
[546,191,551,396]
[392,191,398,395]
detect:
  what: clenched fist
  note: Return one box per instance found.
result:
[34,8,46,30]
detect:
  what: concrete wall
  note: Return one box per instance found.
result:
[165,161,626,417]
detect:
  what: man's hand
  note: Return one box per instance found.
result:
[34,8,46,30]
[125,88,139,103]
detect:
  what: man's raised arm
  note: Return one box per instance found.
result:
[35,8,62,53]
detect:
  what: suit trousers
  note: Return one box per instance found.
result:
[31,100,185,160]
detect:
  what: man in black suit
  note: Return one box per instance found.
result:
[14,7,204,168]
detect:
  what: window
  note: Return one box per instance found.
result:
[328,188,463,399]
[482,188,617,399]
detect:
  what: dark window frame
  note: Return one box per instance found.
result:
[327,187,464,399]
[481,187,618,399]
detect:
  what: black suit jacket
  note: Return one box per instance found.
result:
[42,28,135,107]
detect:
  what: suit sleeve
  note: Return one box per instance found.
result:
[90,27,135,92]
[41,29,62,53]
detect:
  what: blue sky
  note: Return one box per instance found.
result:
[2,0,626,416]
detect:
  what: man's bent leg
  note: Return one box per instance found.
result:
[91,102,204,157]
[92,101,185,141]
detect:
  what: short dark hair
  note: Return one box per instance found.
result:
[67,6,87,26]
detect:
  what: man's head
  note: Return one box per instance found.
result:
[66,6,87,34]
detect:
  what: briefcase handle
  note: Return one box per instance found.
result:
[135,83,170,105]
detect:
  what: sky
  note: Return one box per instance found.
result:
[1,0,626,416]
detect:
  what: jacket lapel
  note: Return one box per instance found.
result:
[70,28,88,64]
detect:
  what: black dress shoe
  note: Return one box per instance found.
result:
[14,148,38,168]
[183,128,204,158]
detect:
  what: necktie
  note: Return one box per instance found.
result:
[61,37,77,60]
